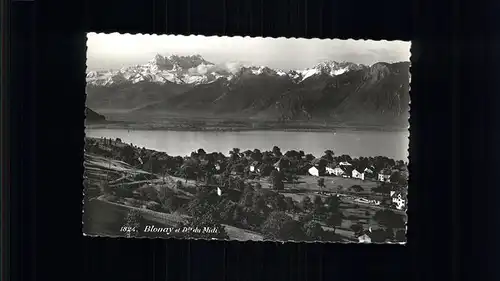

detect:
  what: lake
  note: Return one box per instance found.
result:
[85,129,409,161]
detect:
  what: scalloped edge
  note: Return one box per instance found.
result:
[82,32,411,245]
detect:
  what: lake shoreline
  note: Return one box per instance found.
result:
[85,121,409,133]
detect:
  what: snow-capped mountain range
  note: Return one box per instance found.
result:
[85,54,410,128]
[86,54,368,86]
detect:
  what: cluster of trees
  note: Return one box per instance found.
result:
[129,172,349,241]
[86,137,408,188]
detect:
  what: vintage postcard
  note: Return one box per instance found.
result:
[83,33,410,243]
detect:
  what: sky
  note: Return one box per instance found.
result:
[86,33,411,71]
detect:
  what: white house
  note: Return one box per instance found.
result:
[339,161,352,166]
[308,166,320,177]
[364,167,374,174]
[378,169,392,182]
[390,191,406,210]
[378,173,391,182]
[352,169,365,180]
[358,233,372,243]
[325,166,335,175]
[249,161,260,172]
[326,166,345,176]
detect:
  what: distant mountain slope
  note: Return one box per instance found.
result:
[137,62,410,126]
[86,81,191,111]
[86,107,106,122]
[86,54,410,127]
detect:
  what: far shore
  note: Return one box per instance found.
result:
[85,121,409,133]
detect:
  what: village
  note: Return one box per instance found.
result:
[84,137,408,243]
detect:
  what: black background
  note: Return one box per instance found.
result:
[4,0,498,280]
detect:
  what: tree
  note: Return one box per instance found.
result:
[350,223,364,237]
[269,170,284,191]
[300,196,313,211]
[369,228,394,243]
[164,196,182,212]
[187,190,221,218]
[390,171,408,185]
[373,210,406,229]
[326,212,343,233]
[317,178,326,193]
[240,188,255,207]
[373,182,393,194]
[303,221,324,241]
[262,153,272,164]
[322,150,335,162]
[312,205,328,221]
[325,195,341,213]
[232,163,245,174]
[284,197,295,211]
[272,146,282,157]
[252,196,267,214]
[180,162,199,182]
[299,150,305,159]
[218,199,237,223]
[197,148,206,156]
[261,211,306,241]
[120,145,136,165]
[232,205,244,225]
[229,148,240,161]
[157,184,171,204]
[350,185,364,192]
[269,194,288,211]
[305,154,315,162]
[250,149,263,162]
[313,195,323,207]
[335,154,352,163]
[285,150,302,160]
[394,229,407,242]
[242,207,264,227]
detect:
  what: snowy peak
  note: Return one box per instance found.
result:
[294,61,368,82]
[87,54,227,86]
[86,54,398,87]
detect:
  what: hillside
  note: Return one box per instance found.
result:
[86,81,191,112]
[136,62,410,126]
[86,55,410,128]
[86,107,106,122]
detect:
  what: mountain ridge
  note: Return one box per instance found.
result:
[85,107,106,122]
[86,55,410,128]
